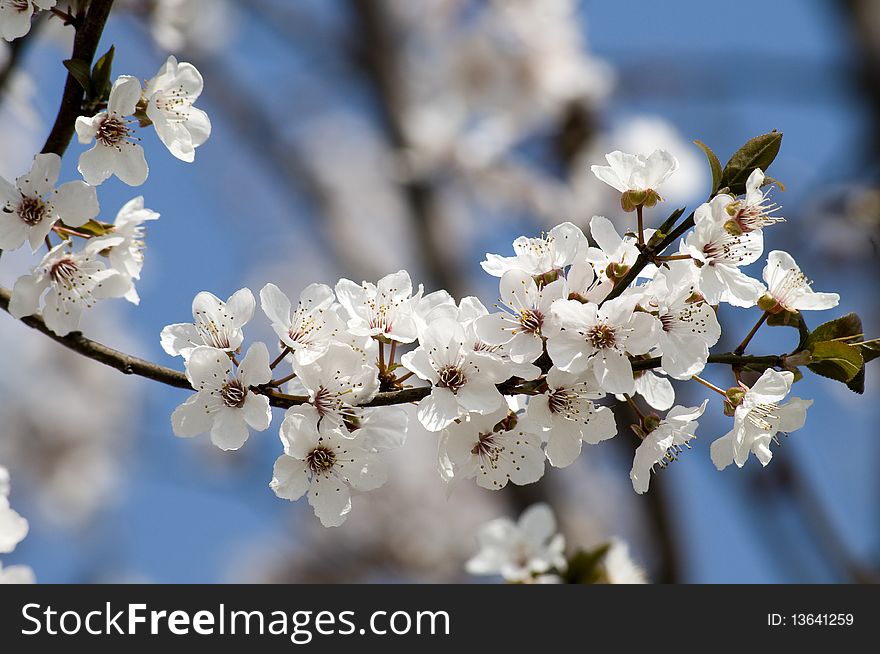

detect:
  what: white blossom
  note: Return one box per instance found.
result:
[95,196,160,304]
[475,269,564,365]
[75,75,148,186]
[144,55,211,162]
[602,538,648,584]
[401,316,509,431]
[481,221,588,279]
[585,215,653,284]
[684,196,765,307]
[272,405,387,527]
[440,405,545,490]
[710,369,812,470]
[0,152,99,252]
[641,264,721,379]
[0,561,35,583]
[335,270,421,343]
[171,343,272,450]
[8,237,129,336]
[547,295,660,394]
[522,367,617,468]
[759,250,839,314]
[590,149,678,196]
[718,168,783,234]
[0,466,28,554]
[0,0,54,42]
[466,503,566,582]
[630,401,707,494]
[260,282,344,366]
[161,287,255,358]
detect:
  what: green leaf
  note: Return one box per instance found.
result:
[807,341,863,384]
[63,58,92,94]
[90,45,115,101]
[804,313,863,351]
[853,337,880,364]
[720,131,783,196]
[766,310,809,348]
[846,367,865,395]
[694,140,723,195]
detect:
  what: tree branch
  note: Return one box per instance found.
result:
[41,0,115,157]
[0,284,785,411]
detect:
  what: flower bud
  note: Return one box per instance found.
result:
[725,386,746,407]
[641,413,662,434]
[723,400,737,417]
[757,293,783,314]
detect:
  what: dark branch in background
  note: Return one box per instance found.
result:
[41,0,114,156]
[347,0,462,297]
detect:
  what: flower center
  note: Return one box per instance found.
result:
[586,323,617,349]
[220,379,247,408]
[49,258,79,287]
[17,196,47,226]
[313,386,336,417]
[518,308,543,335]
[96,115,131,147]
[659,313,676,333]
[548,388,575,415]
[437,365,467,392]
[728,197,783,233]
[701,231,751,265]
[307,446,337,474]
[470,431,500,461]
[153,86,194,122]
[747,403,780,431]
[195,318,231,350]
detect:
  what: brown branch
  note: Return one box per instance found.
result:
[1,283,787,413]
[41,0,115,157]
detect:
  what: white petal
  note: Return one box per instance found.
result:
[270,456,311,501]
[210,408,250,450]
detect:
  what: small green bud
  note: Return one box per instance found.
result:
[642,413,662,434]
[725,386,746,407]
[757,293,783,314]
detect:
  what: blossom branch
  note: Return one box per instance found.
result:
[0,283,785,411]
[40,0,115,157]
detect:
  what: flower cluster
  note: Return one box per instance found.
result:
[465,502,646,584]
[6,54,207,335]
[0,465,34,583]
[151,148,840,526]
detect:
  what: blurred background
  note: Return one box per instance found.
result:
[1,0,878,583]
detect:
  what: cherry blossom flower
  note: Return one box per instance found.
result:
[547,295,660,394]
[642,265,721,379]
[590,149,678,209]
[75,75,148,186]
[630,400,707,494]
[144,55,211,162]
[401,316,509,431]
[440,406,545,490]
[8,237,129,336]
[0,152,99,252]
[290,342,379,433]
[0,0,55,42]
[480,222,588,279]
[171,342,272,450]
[475,269,565,365]
[710,369,812,470]
[585,215,653,284]
[272,405,387,527]
[628,369,675,411]
[758,250,839,314]
[684,196,765,307]
[564,259,611,304]
[94,196,160,304]
[160,288,255,358]
[335,270,421,343]
[466,503,566,582]
[260,282,344,366]
[522,367,616,468]
[458,296,542,381]
[718,168,783,235]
